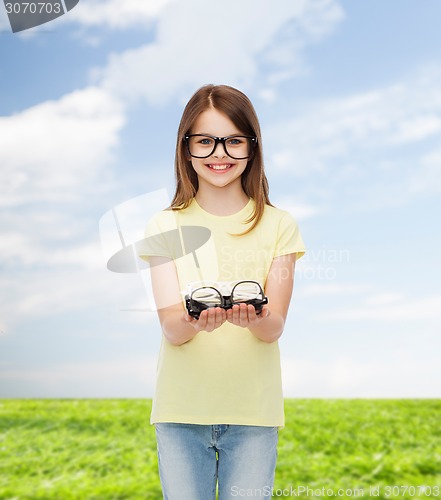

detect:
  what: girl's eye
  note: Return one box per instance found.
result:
[199,137,214,145]
[227,138,244,146]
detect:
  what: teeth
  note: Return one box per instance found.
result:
[209,164,231,170]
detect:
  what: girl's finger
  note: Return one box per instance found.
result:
[215,307,225,327]
[239,303,249,327]
[232,304,240,325]
[247,304,257,321]
[203,308,215,331]
[207,307,224,332]
[260,305,271,318]
[196,309,209,330]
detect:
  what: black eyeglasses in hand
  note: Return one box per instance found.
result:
[185,280,268,320]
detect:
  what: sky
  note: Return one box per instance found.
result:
[1,0,440,399]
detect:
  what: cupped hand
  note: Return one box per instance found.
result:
[184,307,227,333]
[226,303,270,328]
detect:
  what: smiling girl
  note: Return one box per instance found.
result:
[142,84,306,499]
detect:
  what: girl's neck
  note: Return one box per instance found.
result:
[195,183,249,216]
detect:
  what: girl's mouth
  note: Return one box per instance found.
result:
[205,163,234,171]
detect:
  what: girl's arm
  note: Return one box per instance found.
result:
[150,256,226,346]
[226,253,297,343]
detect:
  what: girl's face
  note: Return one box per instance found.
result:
[189,107,249,192]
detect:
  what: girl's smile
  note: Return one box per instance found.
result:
[204,162,234,172]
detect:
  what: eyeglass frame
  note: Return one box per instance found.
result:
[185,280,268,320]
[184,134,258,160]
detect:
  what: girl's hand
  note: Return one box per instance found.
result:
[184,307,227,333]
[226,303,270,328]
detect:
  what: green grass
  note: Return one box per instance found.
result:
[278,400,441,498]
[1,399,440,499]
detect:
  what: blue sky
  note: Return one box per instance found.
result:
[1,0,440,398]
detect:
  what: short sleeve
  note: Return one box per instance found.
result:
[274,212,306,260]
[138,210,179,262]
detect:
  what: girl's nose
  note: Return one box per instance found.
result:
[212,141,227,157]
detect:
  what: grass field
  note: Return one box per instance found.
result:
[1,399,440,499]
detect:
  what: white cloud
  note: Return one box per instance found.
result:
[266,65,441,206]
[0,356,159,397]
[1,209,102,268]
[0,86,125,206]
[320,294,441,322]
[67,0,174,29]
[364,292,405,306]
[0,86,131,325]
[0,202,160,325]
[282,352,441,397]
[302,283,372,296]
[390,115,441,143]
[273,196,324,219]
[0,266,160,322]
[257,88,277,104]
[406,146,441,196]
[94,0,344,106]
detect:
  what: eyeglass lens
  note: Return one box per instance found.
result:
[192,287,223,306]
[231,281,263,303]
[191,282,263,305]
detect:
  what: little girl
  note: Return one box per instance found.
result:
[141,84,306,499]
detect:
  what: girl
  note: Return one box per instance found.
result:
[142,84,306,499]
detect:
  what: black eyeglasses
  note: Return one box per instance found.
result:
[184,134,257,160]
[185,280,268,319]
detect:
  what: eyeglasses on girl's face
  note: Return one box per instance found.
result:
[185,280,268,319]
[184,134,257,160]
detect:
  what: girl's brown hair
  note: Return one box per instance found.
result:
[169,84,272,234]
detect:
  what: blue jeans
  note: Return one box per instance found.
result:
[155,423,278,499]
